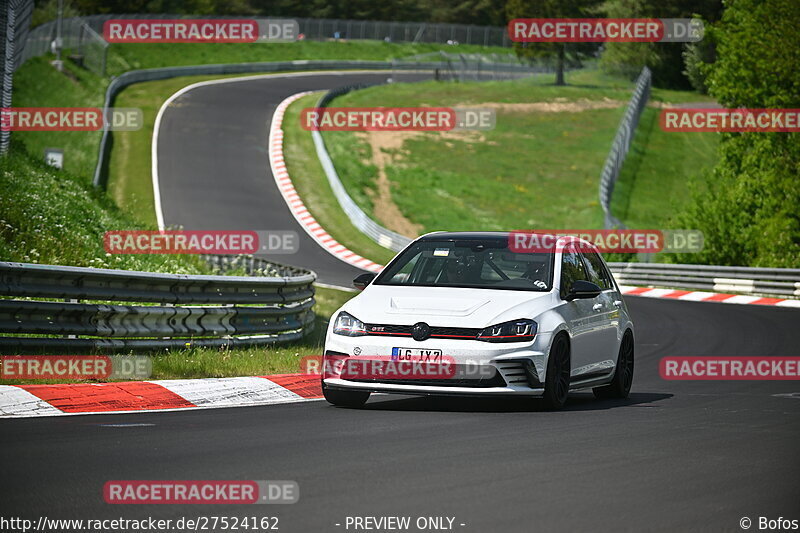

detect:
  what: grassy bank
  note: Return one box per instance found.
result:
[106,40,511,77]
[0,145,355,383]
[317,69,718,249]
[610,107,720,228]
[282,93,397,265]
[0,146,206,273]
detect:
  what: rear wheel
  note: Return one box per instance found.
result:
[322,380,370,408]
[593,330,634,399]
[542,334,571,410]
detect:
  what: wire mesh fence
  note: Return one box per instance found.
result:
[1,0,35,154]
[20,16,108,75]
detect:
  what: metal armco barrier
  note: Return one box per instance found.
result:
[312,84,413,253]
[0,260,316,350]
[92,59,462,189]
[92,58,540,189]
[599,66,651,230]
[310,60,541,253]
[608,262,800,299]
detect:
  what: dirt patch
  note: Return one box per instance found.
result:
[465,97,626,113]
[355,131,424,238]
[355,129,492,238]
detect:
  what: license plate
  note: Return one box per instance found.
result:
[391,348,443,363]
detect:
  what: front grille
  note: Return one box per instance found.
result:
[364,323,482,340]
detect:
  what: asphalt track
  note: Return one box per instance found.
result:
[2,297,799,531]
[1,72,798,532]
[155,71,430,287]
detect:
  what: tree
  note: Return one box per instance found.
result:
[506,0,601,85]
[667,0,800,267]
[599,0,723,88]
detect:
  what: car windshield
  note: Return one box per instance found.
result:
[374,238,554,291]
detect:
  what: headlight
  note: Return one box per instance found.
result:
[332,311,367,337]
[477,319,537,343]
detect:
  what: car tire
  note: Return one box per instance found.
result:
[593,330,634,400]
[322,380,370,408]
[542,334,571,410]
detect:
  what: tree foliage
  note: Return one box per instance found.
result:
[599,0,723,88]
[666,0,800,267]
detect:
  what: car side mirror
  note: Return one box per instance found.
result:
[353,272,376,291]
[565,280,602,301]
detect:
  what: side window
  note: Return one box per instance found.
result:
[583,251,612,290]
[560,245,588,299]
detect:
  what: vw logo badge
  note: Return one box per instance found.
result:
[353,347,362,355]
[412,322,431,341]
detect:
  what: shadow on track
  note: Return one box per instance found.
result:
[337,391,673,413]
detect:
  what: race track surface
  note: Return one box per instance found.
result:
[3,297,798,531]
[155,71,429,287]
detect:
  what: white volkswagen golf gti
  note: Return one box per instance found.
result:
[322,231,634,409]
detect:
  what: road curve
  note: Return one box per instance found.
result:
[154,71,429,287]
[2,297,798,531]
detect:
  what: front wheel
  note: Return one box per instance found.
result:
[593,330,634,400]
[542,334,571,410]
[322,380,370,408]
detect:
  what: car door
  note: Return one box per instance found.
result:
[558,244,606,378]
[580,249,621,375]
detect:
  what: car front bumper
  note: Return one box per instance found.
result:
[322,331,553,397]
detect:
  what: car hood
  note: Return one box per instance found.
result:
[341,285,554,328]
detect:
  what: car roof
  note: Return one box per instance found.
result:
[416,231,599,252]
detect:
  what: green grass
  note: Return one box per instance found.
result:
[324,71,631,234]
[11,56,106,181]
[0,146,208,273]
[609,108,720,229]
[283,93,397,265]
[105,40,512,77]
[316,69,719,252]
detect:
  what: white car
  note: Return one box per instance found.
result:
[322,232,634,409]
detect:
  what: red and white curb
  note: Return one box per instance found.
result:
[0,373,322,418]
[268,92,383,273]
[619,286,800,308]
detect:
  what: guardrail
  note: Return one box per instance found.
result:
[93,58,541,189]
[599,66,651,230]
[0,259,316,350]
[311,84,414,252]
[608,262,800,299]
[92,59,460,189]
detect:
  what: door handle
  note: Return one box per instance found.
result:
[592,303,603,311]
[613,300,623,307]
